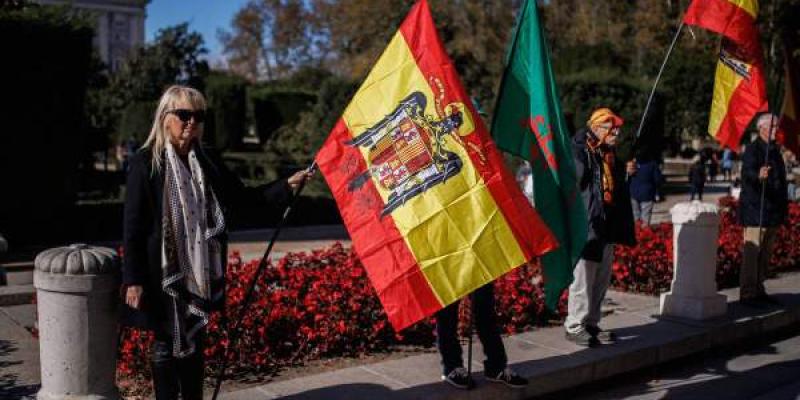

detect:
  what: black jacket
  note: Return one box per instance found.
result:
[739,138,788,227]
[572,129,636,261]
[122,148,293,328]
[689,163,706,188]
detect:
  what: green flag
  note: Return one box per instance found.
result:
[490,0,587,310]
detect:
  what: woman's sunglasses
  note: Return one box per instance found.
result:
[167,109,205,123]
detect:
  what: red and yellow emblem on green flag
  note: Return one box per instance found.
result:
[490,0,587,310]
[315,0,557,331]
[684,0,768,150]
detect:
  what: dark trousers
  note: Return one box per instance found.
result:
[151,332,205,400]
[690,185,704,201]
[435,284,507,376]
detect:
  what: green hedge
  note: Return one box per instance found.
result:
[205,72,247,151]
[118,101,156,143]
[249,88,316,144]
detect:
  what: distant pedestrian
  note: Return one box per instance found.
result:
[739,113,788,306]
[628,155,662,225]
[564,107,636,347]
[708,151,719,182]
[722,147,734,181]
[689,155,706,201]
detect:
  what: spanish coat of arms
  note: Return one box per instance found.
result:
[347,91,469,216]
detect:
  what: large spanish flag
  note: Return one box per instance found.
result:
[684,0,768,150]
[315,0,557,331]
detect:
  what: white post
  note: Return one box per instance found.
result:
[660,201,727,319]
[34,244,120,400]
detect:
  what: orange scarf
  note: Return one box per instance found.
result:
[586,108,624,206]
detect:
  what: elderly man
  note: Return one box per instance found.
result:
[739,113,788,306]
[565,107,637,346]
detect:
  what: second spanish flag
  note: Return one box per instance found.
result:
[316,0,557,331]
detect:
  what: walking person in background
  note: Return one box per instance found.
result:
[708,151,719,182]
[689,155,706,201]
[739,113,788,306]
[564,107,636,347]
[122,85,311,400]
[628,152,662,226]
[722,147,735,181]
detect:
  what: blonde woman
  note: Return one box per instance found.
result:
[122,85,311,399]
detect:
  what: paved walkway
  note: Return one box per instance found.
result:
[219,273,800,400]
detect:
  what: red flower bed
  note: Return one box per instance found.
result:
[117,246,553,396]
[612,197,800,294]
[118,198,800,396]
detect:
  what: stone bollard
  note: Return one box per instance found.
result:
[660,201,727,320]
[34,244,120,400]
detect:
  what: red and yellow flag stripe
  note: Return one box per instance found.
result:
[316,0,556,331]
[708,40,768,150]
[684,0,759,48]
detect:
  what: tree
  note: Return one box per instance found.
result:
[219,0,326,81]
[87,23,209,143]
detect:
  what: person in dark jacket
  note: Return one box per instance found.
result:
[564,108,636,346]
[689,155,706,201]
[123,85,311,400]
[739,113,788,306]
[628,153,663,225]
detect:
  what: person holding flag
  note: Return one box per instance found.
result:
[564,108,637,347]
[315,0,557,390]
[739,114,788,306]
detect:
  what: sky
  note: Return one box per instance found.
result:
[145,0,250,63]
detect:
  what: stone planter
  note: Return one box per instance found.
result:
[660,201,727,320]
[34,244,120,400]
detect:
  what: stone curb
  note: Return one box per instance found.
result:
[0,284,36,306]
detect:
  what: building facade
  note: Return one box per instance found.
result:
[36,0,147,71]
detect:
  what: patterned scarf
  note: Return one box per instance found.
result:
[586,133,616,206]
[162,142,225,358]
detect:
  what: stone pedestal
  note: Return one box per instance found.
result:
[34,244,120,400]
[660,201,727,320]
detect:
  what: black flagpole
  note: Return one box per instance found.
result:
[465,299,475,390]
[757,69,785,245]
[211,161,316,400]
[633,20,686,143]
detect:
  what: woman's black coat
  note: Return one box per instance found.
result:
[739,138,788,227]
[122,148,292,329]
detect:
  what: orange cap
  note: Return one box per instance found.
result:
[587,108,624,129]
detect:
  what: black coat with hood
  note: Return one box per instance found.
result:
[572,128,636,262]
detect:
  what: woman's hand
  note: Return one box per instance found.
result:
[288,168,315,191]
[125,285,144,309]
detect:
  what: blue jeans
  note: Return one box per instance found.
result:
[435,283,507,376]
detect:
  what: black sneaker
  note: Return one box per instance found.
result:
[486,367,529,388]
[565,329,597,347]
[586,325,616,344]
[441,367,474,389]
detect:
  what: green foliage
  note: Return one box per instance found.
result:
[249,87,316,144]
[558,69,663,161]
[118,101,156,143]
[0,2,94,243]
[205,72,248,151]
